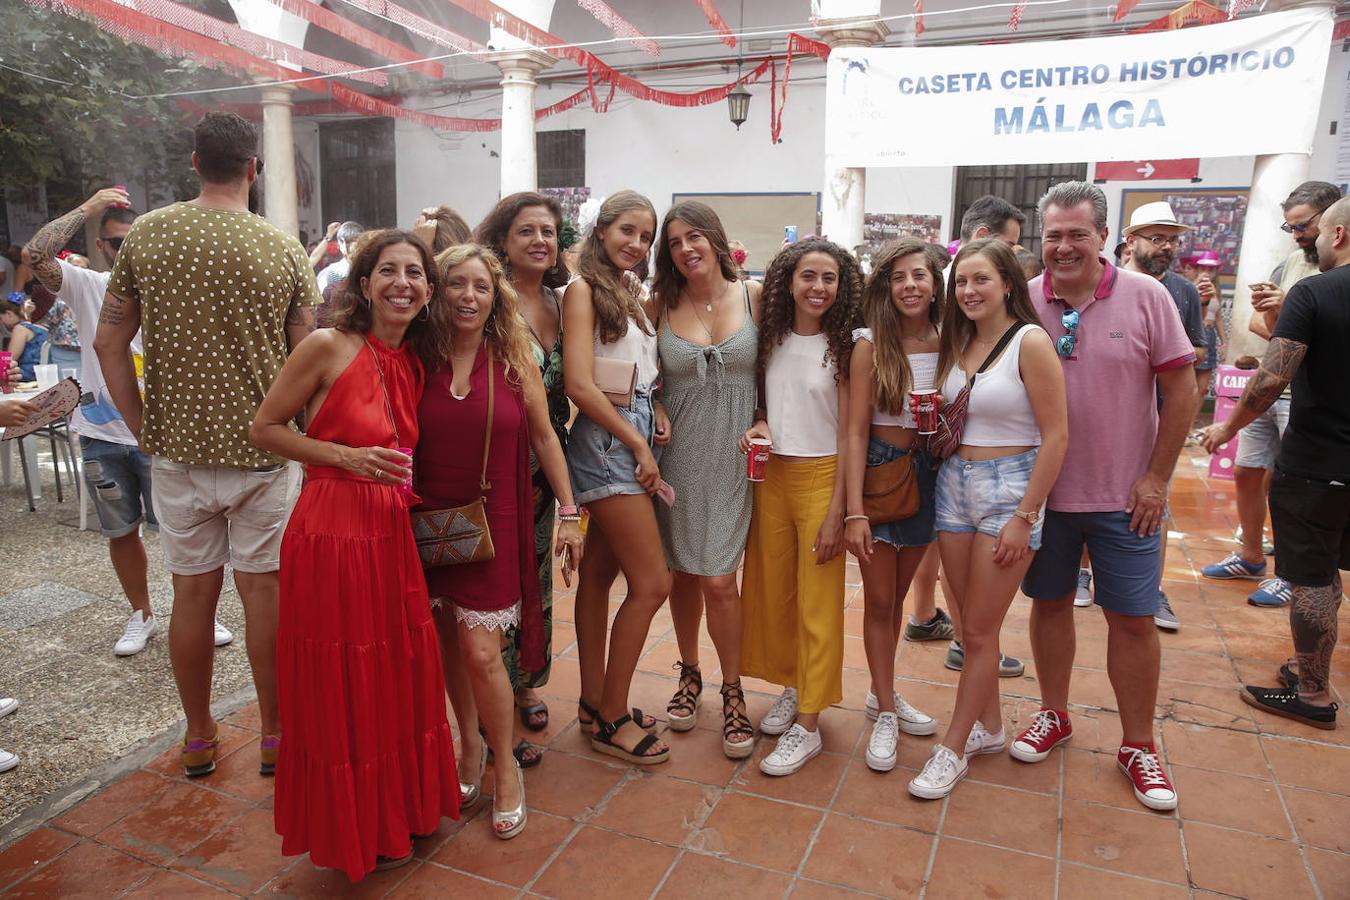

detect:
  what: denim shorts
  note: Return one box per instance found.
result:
[935,447,1043,549]
[80,436,156,538]
[1022,510,1162,616]
[866,437,938,548]
[568,389,657,506]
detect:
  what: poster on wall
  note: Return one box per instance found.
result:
[541,187,591,231]
[862,213,944,253]
[826,8,1333,168]
[1119,188,1248,285]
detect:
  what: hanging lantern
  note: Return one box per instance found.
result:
[727,82,751,129]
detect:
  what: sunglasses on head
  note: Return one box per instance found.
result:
[1056,307,1080,359]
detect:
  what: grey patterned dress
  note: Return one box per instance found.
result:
[656,283,757,576]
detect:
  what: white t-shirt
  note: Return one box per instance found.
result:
[765,331,839,457]
[57,259,141,445]
[317,258,350,295]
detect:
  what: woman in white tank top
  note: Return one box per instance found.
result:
[908,239,1068,801]
[562,191,673,766]
[843,239,944,773]
[737,239,861,778]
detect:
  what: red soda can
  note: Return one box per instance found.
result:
[911,390,939,435]
[747,438,771,482]
[0,352,12,393]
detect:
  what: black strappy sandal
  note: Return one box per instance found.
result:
[720,680,756,759]
[666,662,702,733]
[476,726,545,769]
[577,698,657,733]
[591,713,670,765]
[517,695,549,733]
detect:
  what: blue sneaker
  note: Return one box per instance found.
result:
[1202,553,1266,581]
[1248,578,1291,608]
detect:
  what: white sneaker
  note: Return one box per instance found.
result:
[864,689,938,735]
[759,723,821,776]
[214,619,234,648]
[964,720,1006,756]
[1074,568,1093,608]
[760,687,798,736]
[0,698,17,720]
[0,750,16,773]
[865,712,899,772]
[907,743,967,800]
[114,611,158,657]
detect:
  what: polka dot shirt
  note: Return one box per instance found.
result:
[107,203,321,468]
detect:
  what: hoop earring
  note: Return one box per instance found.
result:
[362,295,371,308]
[417,304,430,322]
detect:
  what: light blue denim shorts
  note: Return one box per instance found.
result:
[935,447,1043,549]
[567,388,657,506]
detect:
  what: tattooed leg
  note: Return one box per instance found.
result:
[1289,573,1341,704]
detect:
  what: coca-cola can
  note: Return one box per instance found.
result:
[747,438,771,482]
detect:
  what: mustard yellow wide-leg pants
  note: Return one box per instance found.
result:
[740,455,846,715]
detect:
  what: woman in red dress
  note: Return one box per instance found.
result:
[251,230,458,881]
[417,243,582,840]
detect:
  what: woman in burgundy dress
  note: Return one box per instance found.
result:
[417,243,582,841]
[251,230,458,881]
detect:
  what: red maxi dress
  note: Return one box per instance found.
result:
[275,337,459,882]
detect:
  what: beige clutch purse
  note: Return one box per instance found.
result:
[593,356,638,409]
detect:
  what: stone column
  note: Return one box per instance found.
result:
[490,49,555,196]
[1226,0,1336,360]
[814,17,889,251]
[259,84,300,236]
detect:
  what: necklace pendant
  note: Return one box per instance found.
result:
[705,303,713,313]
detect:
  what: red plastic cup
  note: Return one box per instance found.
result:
[747,438,771,482]
[0,352,12,394]
[113,185,130,207]
[395,447,413,492]
[911,390,939,435]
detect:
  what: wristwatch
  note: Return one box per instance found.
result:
[1013,508,1039,524]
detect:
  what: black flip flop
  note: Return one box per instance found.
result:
[517,699,549,732]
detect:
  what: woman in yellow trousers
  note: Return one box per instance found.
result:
[740,238,863,776]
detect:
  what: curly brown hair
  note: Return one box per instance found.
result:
[473,192,570,290]
[756,238,862,384]
[328,229,443,366]
[862,238,944,415]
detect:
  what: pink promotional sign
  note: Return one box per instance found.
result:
[1208,365,1252,481]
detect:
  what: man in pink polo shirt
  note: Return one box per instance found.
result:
[1015,182,1197,813]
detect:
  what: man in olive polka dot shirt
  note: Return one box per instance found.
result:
[95,112,320,778]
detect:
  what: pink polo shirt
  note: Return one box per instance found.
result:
[1031,260,1195,513]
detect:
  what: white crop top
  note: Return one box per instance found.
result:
[595,303,660,389]
[765,331,839,457]
[852,328,936,429]
[939,325,1043,447]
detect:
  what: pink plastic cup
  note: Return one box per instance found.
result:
[747,438,771,482]
[0,352,12,394]
[911,390,939,435]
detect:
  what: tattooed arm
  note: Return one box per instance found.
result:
[93,290,144,438]
[286,301,317,351]
[1199,337,1305,453]
[22,188,131,293]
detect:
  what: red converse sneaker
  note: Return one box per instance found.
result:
[1009,709,1072,762]
[1117,744,1177,811]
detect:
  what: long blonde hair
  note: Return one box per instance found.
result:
[433,243,534,388]
[863,239,944,415]
[576,190,657,344]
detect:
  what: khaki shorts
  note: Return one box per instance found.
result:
[150,457,291,575]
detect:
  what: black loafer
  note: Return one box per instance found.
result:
[1240,685,1336,730]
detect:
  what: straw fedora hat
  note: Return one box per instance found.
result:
[1123,201,1190,236]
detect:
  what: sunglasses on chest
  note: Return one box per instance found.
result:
[1056,307,1080,359]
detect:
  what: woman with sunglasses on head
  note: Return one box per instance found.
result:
[474,192,572,761]
[843,239,943,773]
[251,230,458,880]
[563,190,674,765]
[416,243,583,841]
[739,238,861,776]
[650,200,762,759]
[907,238,1066,800]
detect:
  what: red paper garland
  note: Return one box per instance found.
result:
[770,33,830,144]
[336,0,485,55]
[914,0,926,37]
[263,0,444,79]
[693,0,737,48]
[575,0,660,56]
[1129,0,1226,32]
[1008,0,1028,30]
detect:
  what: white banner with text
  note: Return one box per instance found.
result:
[824,8,1333,168]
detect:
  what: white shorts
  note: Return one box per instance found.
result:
[150,457,291,575]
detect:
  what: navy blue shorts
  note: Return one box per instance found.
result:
[866,436,937,549]
[1021,510,1161,616]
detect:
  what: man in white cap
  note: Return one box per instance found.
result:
[1122,201,1205,631]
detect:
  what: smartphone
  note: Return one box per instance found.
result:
[784,225,798,243]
